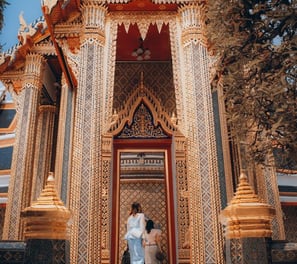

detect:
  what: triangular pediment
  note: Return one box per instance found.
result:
[115,102,170,139]
[109,78,177,138]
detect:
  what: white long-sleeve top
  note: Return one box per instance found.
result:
[124,213,145,240]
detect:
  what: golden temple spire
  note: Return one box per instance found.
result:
[230,172,260,204]
[31,172,65,207]
[22,172,71,240]
[219,172,275,239]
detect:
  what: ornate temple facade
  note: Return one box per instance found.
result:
[0,0,296,263]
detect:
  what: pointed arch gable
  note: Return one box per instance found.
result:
[115,101,170,139]
[109,81,177,137]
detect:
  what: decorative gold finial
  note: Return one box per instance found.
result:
[140,71,145,96]
[22,172,71,240]
[219,172,275,239]
[140,71,144,87]
[230,172,260,204]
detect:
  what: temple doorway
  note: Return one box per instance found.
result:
[111,139,176,263]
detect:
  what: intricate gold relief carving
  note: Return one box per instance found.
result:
[180,12,224,262]
[109,71,189,262]
[70,29,106,263]
[99,134,113,263]
[55,23,82,38]
[102,20,117,132]
[179,3,207,46]
[109,10,174,22]
[56,38,81,79]
[55,22,82,53]
[116,103,170,138]
[102,134,113,156]
[109,80,177,135]
[81,2,107,44]
[32,42,57,57]
[169,19,187,134]
[108,11,174,41]
[24,53,46,89]
[174,132,191,262]
[113,63,176,118]
[220,172,276,239]
[1,73,24,95]
[174,131,186,156]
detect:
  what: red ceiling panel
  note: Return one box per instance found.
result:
[116,23,171,61]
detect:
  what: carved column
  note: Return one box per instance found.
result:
[54,76,75,204]
[31,105,56,201]
[174,132,190,261]
[178,3,224,263]
[69,2,108,263]
[3,53,45,240]
[101,134,113,263]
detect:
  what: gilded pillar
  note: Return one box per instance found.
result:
[70,2,107,263]
[31,105,56,201]
[3,53,45,240]
[178,3,224,263]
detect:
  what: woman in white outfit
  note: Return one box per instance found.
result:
[124,202,145,264]
[143,219,162,264]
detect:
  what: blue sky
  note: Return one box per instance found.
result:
[0,0,43,51]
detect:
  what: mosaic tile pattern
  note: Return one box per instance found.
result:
[226,238,271,264]
[182,37,223,264]
[271,241,297,263]
[0,241,25,264]
[114,62,176,116]
[70,38,105,263]
[119,181,167,263]
[24,239,67,264]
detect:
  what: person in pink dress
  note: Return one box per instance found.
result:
[142,219,162,264]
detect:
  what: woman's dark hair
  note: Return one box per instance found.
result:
[130,202,142,215]
[146,219,154,234]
